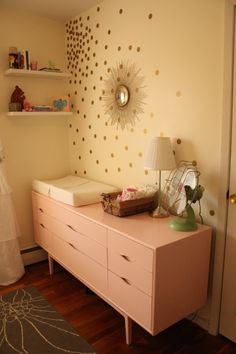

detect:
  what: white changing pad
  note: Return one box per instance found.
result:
[32,175,120,206]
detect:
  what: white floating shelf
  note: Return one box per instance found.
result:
[5,69,71,79]
[7,111,73,117]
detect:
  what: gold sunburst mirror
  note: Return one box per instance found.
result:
[103,61,146,130]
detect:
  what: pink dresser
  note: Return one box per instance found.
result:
[32,191,212,344]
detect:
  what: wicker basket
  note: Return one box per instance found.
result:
[101,192,156,217]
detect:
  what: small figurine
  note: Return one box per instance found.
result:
[22,100,33,112]
[9,85,25,111]
[11,86,25,106]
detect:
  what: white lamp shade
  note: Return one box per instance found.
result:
[144,137,176,171]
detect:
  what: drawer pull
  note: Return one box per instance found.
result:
[68,242,77,250]
[121,277,131,285]
[67,224,76,232]
[40,223,45,228]
[39,208,44,213]
[121,254,130,262]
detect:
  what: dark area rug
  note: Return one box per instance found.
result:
[0,286,97,354]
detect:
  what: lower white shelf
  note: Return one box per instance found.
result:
[7,111,73,117]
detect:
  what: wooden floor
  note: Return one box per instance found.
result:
[0,261,235,354]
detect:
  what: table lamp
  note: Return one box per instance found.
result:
[144,136,176,217]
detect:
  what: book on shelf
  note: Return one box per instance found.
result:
[19,49,30,70]
[32,105,53,112]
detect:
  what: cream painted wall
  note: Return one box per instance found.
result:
[0,8,70,249]
[66,0,224,328]
[67,0,224,228]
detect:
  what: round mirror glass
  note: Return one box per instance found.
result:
[115,85,129,107]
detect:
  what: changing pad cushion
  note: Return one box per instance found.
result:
[32,175,120,206]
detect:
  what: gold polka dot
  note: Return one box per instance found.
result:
[111,153,114,158]
[117,77,120,82]
[118,46,121,51]
[118,167,121,172]
[177,138,182,144]
[96,160,99,164]
[145,170,148,175]
[97,114,100,119]
[130,128,134,132]
[89,149,92,154]
[155,69,159,76]
[129,163,133,168]
[176,90,181,97]
[125,146,128,150]
[83,170,87,175]
[192,160,197,166]
[119,64,123,69]
[104,60,107,65]
[128,45,132,50]
[160,132,164,137]
[135,88,139,93]
[137,47,141,52]
[94,134,97,138]
[115,135,119,140]
[209,210,215,216]
[105,45,108,50]
[119,9,123,14]
[148,13,153,19]
[103,136,107,140]
[105,168,108,173]
[105,122,108,126]
[150,112,154,118]
[138,152,143,157]
[108,29,111,35]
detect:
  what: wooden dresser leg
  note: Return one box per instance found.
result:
[124,316,132,345]
[48,254,54,275]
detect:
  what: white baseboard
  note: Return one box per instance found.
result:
[21,246,47,266]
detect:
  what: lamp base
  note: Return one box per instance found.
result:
[150,205,169,218]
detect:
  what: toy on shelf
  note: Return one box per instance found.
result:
[22,100,33,112]
[9,86,25,111]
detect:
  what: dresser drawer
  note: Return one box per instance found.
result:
[34,194,107,246]
[108,230,153,272]
[108,271,152,330]
[50,217,107,267]
[52,234,107,296]
[34,221,52,253]
[33,193,54,218]
[108,249,152,295]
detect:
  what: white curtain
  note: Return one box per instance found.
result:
[0,141,25,285]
